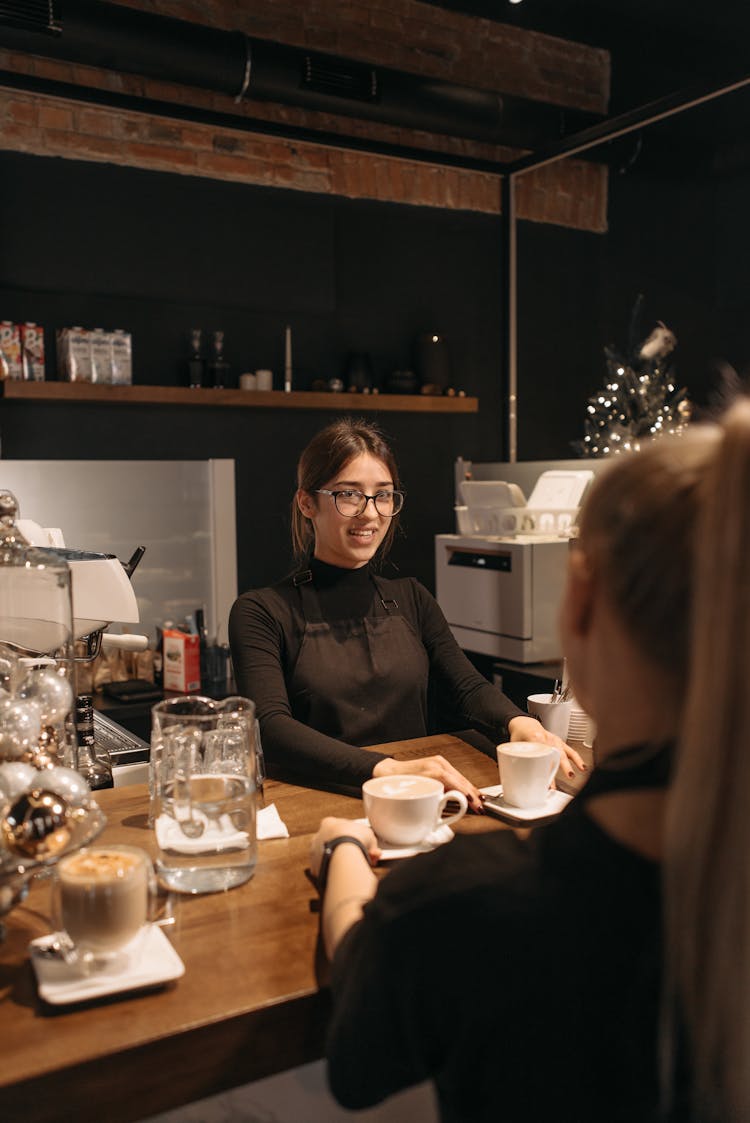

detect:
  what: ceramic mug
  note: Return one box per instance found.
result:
[362,774,467,846]
[497,743,560,809]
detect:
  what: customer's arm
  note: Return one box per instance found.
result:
[310,817,380,958]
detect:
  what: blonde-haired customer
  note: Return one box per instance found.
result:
[311,401,750,1122]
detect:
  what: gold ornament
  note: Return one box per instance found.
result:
[1,789,72,859]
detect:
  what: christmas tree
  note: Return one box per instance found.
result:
[574,296,691,457]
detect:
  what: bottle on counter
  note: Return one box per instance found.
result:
[207,330,230,389]
[195,607,209,692]
[75,694,114,790]
[187,328,205,389]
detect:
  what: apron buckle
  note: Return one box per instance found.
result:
[293,569,313,587]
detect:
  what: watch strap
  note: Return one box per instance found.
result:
[317,835,372,897]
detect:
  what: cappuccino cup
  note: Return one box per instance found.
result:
[497,743,561,809]
[53,845,152,973]
[362,775,468,847]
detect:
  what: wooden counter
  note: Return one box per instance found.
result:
[0,733,590,1121]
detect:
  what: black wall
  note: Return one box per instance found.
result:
[0,150,505,595]
[1,145,746,600]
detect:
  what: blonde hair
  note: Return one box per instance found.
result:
[578,400,750,1121]
[291,418,402,562]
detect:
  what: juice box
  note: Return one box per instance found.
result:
[20,322,45,381]
[0,321,23,380]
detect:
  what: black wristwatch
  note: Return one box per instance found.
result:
[316,835,372,897]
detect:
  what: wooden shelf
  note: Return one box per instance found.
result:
[1,381,478,414]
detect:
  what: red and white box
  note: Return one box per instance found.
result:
[162,629,201,693]
[20,322,45,381]
[0,321,23,380]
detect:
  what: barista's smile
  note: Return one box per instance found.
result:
[302,452,393,569]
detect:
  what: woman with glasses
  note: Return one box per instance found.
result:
[229,418,582,807]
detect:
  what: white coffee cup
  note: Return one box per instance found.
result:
[362,774,468,847]
[497,743,561,809]
[53,845,152,973]
[255,368,273,391]
[527,692,573,741]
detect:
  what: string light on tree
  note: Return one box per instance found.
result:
[574,297,691,458]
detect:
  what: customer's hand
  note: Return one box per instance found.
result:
[372,755,484,813]
[507,715,586,779]
[310,816,380,880]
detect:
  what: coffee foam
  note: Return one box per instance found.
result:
[61,849,142,882]
[499,745,555,758]
[373,777,438,798]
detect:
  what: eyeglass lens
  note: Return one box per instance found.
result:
[335,491,403,516]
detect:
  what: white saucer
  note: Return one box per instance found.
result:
[30,923,185,1005]
[355,818,455,860]
[479,784,572,823]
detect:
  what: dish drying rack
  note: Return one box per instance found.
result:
[455,470,594,538]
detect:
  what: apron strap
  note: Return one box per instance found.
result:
[370,573,401,616]
[294,568,401,621]
[294,569,326,624]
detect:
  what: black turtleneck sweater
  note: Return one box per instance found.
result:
[228,559,524,791]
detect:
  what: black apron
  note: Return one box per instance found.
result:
[287,570,431,746]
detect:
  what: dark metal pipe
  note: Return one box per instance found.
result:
[0,0,599,147]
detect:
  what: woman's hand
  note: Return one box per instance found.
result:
[506,715,586,779]
[311,817,380,959]
[310,816,380,880]
[372,755,484,813]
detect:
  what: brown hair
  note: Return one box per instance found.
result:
[577,401,750,1122]
[291,418,402,562]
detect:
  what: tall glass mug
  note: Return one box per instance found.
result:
[150,696,259,894]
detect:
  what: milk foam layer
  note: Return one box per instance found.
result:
[371,776,440,799]
[499,745,555,758]
[61,849,143,882]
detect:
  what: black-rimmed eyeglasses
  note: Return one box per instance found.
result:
[316,489,405,517]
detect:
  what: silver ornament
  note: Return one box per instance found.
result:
[0,697,42,761]
[0,761,37,803]
[43,766,91,807]
[18,669,74,726]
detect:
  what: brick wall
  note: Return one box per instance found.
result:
[0,1,610,232]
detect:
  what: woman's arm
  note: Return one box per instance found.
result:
[310,817,380,958]
[414,582,585,775]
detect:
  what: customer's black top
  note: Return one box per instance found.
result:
[229,558,524,790]
[327,746,678,1123]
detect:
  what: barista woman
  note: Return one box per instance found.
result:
[229,419,582,808]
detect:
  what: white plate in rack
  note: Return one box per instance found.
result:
[30,923,185,1005]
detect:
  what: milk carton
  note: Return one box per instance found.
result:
[90,328,113,384]
[111,329,132,385]
[59,326,93,381]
